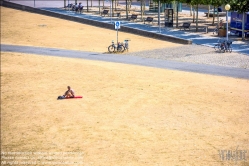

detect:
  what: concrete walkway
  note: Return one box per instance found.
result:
[1,44,249,79]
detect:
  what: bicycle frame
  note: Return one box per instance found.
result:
[108,40,125,53]
[122,40,129,51]
[214,38,232,53]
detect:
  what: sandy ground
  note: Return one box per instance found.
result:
[1,7,249,166]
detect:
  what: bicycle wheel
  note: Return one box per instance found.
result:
[117,45,125,53]
[214,44,220,51]
[120,45,125,52]
[108,45,115,53]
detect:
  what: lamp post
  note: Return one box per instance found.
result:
[225,4,230,41]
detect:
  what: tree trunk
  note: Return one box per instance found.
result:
[212,6,215,25]
[158,0,160,26]
[207,5,210,18]
[217,6,219,29]
[99,0,100,14]
[126,0,128,19]
[128,0,131,13]
[176,1,179,28]
[143,0,145,15]
[112,0,114,16]
[196,4,198,32]
[64,0,66,8]
[87,0,89,12]
[192,7,195,23]
[91,0,92,7]
[141,0,143,21]
[190,5,192,16]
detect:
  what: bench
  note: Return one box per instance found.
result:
[101,10,109,17]
[179,22,191,31]
[144,17,153,24]
[130,14,137,22]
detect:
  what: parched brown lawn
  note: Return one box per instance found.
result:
[0,7,181,53]
[1,52,249,165]
[1,6,249,166]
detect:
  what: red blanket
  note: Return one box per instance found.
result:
[58,96,83,100]
[65,96,83,99]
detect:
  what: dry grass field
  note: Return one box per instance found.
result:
[1,7,249,166]
[0,7,181,53]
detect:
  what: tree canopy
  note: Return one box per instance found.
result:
[228,0,249,13]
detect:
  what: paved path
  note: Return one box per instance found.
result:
[1,44,249,79]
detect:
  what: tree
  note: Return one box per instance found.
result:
[99,0,101,14]
[153,0,185,28]
[185,0,207,32]
[140,0,146,21]
[229,0,249,12]
[209,0,225,26]
[87,0,89,12]
[126,0,128,19]
[112,0,114,16]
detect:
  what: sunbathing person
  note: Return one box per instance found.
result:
[64,86,75,98]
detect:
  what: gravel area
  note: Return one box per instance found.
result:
[125,44,249,69]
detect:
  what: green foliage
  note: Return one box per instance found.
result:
[209,0,225,6]
[152,0,173,3]
[186,0,206,5]
[152,0,186,3]
[228,0,249,13]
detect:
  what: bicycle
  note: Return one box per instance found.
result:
[108,40,125,53]
[120,40,130,52]
[221,40,232,53]
[214,38,223,51]
[214,38,232,53]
